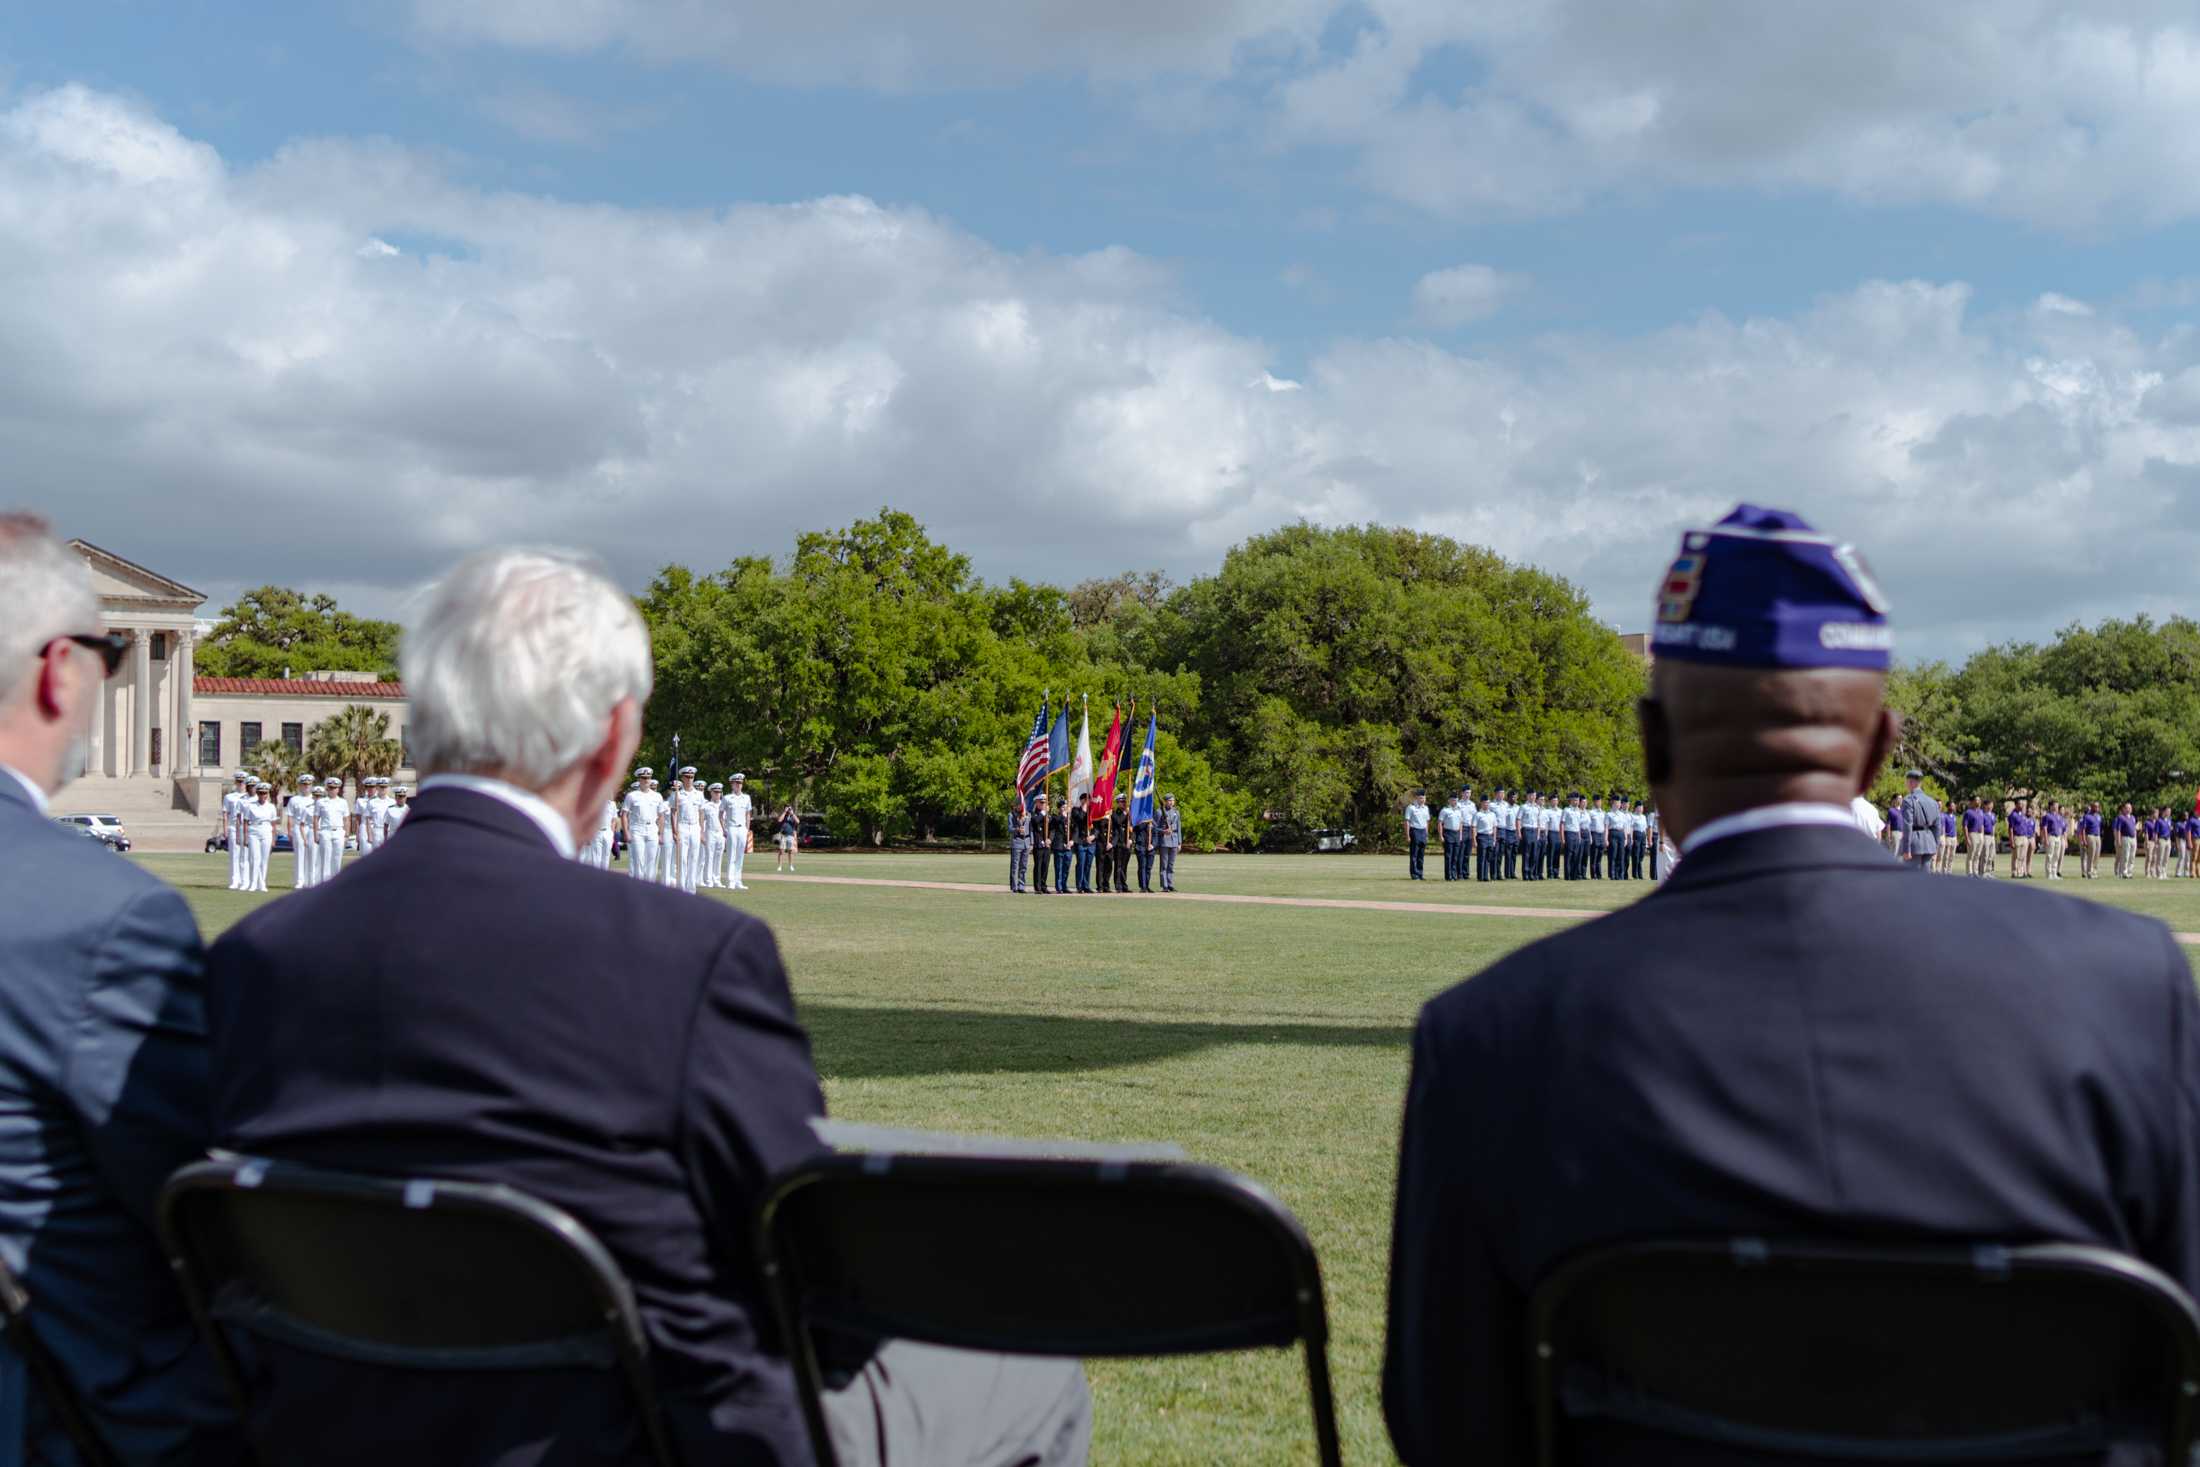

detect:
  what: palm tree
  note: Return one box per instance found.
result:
[306,705,403,793]
[245,738,306,793]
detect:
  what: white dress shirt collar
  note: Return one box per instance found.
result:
[0,763,49,815]
[418,773,577,859]
[1679,801,1861,856]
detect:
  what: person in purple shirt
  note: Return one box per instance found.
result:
[1937,805,1960,873]
[1961,797,1991,877]
[2039,802,2069,880]
[2183,812,2200,880]
[2151,808,2175,881]
[2006,801,2036,879]
[1883,797,1903,854]
[2078,803,2105,878]
[2114,803,2140,878]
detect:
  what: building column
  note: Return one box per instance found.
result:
[89,659,107,777]
[131,628,151,779]
[176,632,195,776]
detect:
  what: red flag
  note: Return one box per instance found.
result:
[1089,702,1127,812]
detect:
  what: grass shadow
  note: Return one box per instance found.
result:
[804,1003,1410,1080]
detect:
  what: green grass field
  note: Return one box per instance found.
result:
[150,847,2200,1464]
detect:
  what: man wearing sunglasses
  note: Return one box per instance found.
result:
[0,513,242,1464]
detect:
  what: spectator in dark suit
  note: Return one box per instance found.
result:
[206,547,1089,1467]
[1384,504,2200,1466]
[0,513,243,1466]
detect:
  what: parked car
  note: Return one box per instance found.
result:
[798,812,837,848]
[1254,820,1358,854]
[54,813,130,852]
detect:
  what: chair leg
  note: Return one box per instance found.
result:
[1301,1338,1344,1467]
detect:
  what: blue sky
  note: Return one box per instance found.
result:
[8,2,2200,656]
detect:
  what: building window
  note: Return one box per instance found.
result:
[400,726,412,768]
[281,722,304,753]
[151,632,168,661]
[240,722,262,755]
[199,721,220,767]
[150,728,162,771]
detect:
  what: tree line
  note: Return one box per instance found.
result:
[196,514,2195,850]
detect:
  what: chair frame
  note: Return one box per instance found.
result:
[1529,1237,2200,1467]
[157,1157,682,1467]
[0,1252,121,1467]
[755,1153,1343,1467]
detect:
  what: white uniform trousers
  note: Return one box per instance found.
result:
[702,831,726,887]
[228,817,246,888]
[629,834,659,881]
[319,832,344,882]
[245,829,272,892]
[296,827,318,887]
[660,829,680,886]
[726,826,748,888]
[2044,835,2066,878]
[677,827,703,894]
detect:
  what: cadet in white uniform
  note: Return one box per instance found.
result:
[670,767,706,895]
[286,776,318,887]
[357,777,386,854]
[723,773,753,890]
[583,798,616,869]
[701,782,727,888]
[622,769,664,882]
[242,781,277,892]
[221,771,250,889]
[315,776,349,882]
[383,785,411,837]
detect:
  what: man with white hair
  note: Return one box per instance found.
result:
[724,772,753,890]
[0,513,244,1463]
[206,546,1090,1466]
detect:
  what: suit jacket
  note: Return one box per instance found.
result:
[1900,790,1942,856]
[0,775,241,1466]
[1384,822,2200,1467]
[205,786,830,1466]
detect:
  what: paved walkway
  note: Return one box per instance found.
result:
[765,871,2200,946]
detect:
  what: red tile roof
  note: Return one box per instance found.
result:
[194,677,406,698]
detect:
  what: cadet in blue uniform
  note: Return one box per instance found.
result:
[1030,794,1052,894]
[1384,503,2200,1466]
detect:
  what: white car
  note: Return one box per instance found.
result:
[54,813,131,851]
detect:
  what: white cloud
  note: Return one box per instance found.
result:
[1411,263,1527,329]
[406,0,1332,89]
[409,0,2200,233]
[10,85,2200,658]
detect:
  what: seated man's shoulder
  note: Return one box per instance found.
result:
[1420,904,1653,1039]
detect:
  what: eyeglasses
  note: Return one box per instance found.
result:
[56,632,128,677]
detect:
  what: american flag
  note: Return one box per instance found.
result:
[1015,697,1051,801]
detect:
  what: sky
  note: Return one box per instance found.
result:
[8,2,2200,660]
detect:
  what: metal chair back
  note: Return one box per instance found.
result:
[756,1154,1342,1467]
[1531,1238,2200,1466]
[158,1157,681,1467]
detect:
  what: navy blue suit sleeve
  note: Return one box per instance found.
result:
[68,883,214,1228]
[678,919,826,1247]
[1383,1012,1525,1465]
[2147,929,2200,1297]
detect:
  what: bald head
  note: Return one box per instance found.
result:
[1641,660,1897,848]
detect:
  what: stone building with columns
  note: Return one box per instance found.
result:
[55,541,413,844]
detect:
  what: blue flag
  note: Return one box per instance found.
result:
[1047,703,1071,775]
[1128,712,1158,826]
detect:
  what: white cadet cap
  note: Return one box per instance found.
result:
[255,781,271,790]
[636,765,653,775]
[234,770,249,780]
[731,772,745,781]
[709,781,724,790]
[325,777,341,787]
[679,765,698,776]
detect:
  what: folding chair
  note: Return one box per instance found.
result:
[0,1253,120,1467]
[1530,1237,2200,1466]
[157,1157,681,1467]
[755,1154,1342,1467]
